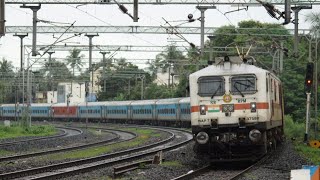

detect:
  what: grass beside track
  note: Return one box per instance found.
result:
[46,127,162,161]
[0,125,56,139]
[160,160,183,167]
[0,149,11,156]
[294,143,320,165]
[284,115,320,165]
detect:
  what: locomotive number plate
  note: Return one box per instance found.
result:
[246,117,259,121]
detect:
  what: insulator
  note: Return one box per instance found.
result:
[119,4,128,13]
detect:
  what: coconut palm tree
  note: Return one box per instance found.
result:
[66,48,85,77]
[306,12,320,31]
[66,48,85,94]
[0,58,14,74]
[152,45,185,86]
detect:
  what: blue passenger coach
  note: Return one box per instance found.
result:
[78,102,105,121]
[105,101,132,121]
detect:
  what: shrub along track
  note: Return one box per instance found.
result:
[0,127,192,180]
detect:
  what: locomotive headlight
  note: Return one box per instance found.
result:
[200,105,206,115]
[250,102,256,113]
[249,129,261,143]
[196,131,209,144]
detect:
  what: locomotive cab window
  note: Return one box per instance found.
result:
[197,76,225,97]
[231,75,257,95]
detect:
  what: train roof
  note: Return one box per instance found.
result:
[130,99,158,105]
[179,97,190,103]
[156,98,184,104]
[190,62,271,79]
[1,103,52,107]
[77,102,109,106]
[1,104,17,107]
[104,101,133,106]
[52,102,80,107]
[30,103,52,107]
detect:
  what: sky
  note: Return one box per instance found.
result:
[0,3,319,72]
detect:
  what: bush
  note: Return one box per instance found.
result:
[284,115,305,139]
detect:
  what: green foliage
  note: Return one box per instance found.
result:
[0,124,56,139]
[138,162,146,168]
[284,115,305,139]
[97,57,152,101]
[66,48,85,77]
[160,161,183,167]
[294,143,320,165]
[144,83,175,99]
[0,149,11,156]
[38,58,73,92]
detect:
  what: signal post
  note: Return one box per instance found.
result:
[304,62,313,143]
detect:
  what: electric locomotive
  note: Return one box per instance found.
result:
[189,56,284,161]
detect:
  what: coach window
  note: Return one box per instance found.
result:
[231,75,257,95]
[198,76,225,97]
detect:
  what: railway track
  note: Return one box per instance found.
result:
[0,127,192,179]
[0,127,82,148]
[171,154,270,180]
[0,129,134,162]
[229,154,270,180]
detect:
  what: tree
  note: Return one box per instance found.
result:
[66,48,85,77]
[0,58,16,103]
[97,57,152,101]
[305,12,320,31]
[0,58,14,74]
[39,58,72,91]
[154,45,185,73]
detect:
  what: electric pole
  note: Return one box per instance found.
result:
[0,0,5,37]
[20,4,41,56]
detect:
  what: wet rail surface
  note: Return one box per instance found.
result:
[0,129,136,162]
[0,126,192,180]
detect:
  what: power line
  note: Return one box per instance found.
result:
[6,25,310,36]
[5,0,320,5]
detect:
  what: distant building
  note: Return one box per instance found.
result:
[154,67,179,86]
[55,82,86,104]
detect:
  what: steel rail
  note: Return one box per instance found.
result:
[171,165,212,180]
[0,127,178,179]
[229,154,271,180]
[0,127,82,148]
[25,129,192,180]
[0,129,129,162]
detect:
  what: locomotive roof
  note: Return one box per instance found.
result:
[190,63,272,78]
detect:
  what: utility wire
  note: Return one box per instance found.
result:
[67,4,158,46]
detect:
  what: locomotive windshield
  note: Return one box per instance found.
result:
[197,76,225,97]
[231,75,257,95]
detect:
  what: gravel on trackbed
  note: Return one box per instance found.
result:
[0,124,172,174]
[0,127,110,153]
[238,140,313,180]
[0,121,313,180]
[65,139,313,180]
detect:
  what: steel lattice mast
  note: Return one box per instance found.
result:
[5,26,310,36]
[4,0,320,5]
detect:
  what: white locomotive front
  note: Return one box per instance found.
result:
[189,56,284,161]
